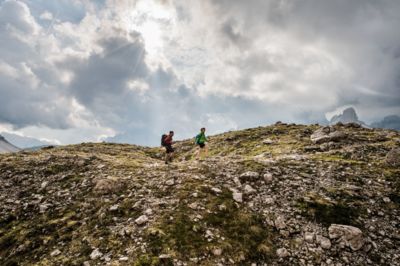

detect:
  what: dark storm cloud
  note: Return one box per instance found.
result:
[65,32,148,106]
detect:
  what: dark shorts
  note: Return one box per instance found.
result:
[165,144,174,153]
[198,143,206,148]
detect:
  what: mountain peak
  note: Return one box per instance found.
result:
[0,134,20,154]
[329,107,364,125]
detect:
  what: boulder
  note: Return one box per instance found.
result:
[239,171,259,182]
[135,215,149,225]
[386,148,400,167]
[328,224,364,251]
[50,249,61,257]
[310,127,347,144]
[317,235,332,249]
[90,248,103,260]
[262,138,274,145]
[233,192,243,203]
[93,176,124,195]
[304,232,314,243]
[244,184,256,194]
[276,247,289,258]
[274,216,287,230]
[263,173,273,183]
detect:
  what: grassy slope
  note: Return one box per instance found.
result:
[0,123,399,265]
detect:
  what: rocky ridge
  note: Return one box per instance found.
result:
[0,123,399,265]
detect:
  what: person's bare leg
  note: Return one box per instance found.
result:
[200,147,205,160]
[204,145,208,158]
[195,146,200,160]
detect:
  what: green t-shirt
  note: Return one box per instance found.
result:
[195,132,207,144]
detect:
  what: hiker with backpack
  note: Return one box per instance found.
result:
[161,131,174,164]
[195,127,208,160]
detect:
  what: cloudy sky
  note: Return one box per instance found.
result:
[0,0,399,146]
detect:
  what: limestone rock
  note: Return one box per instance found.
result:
[212,248,223,256]
[90,249,103,260]
[328,224,364,251]
[50,249,61,257]
[165,179,175,186]
[274,216,286,230]
[276,247,289,258]
[244,184,256,194]
[317,235,332,249]
[239,171,259,182]
[311,127,347,144]
[263,173,273,183]
[304,232,314,243]
[232,192,243,203]
[386,148,400,167]
[262,138,274,145]
[93,176,124,194]
[135,215,149,225]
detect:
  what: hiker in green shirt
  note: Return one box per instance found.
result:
[195,127,208,160]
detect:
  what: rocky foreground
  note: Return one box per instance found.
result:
[0,123,399,266]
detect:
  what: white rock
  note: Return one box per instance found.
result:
[211,187,222,194]
[205,230,214,238]
[109,204,119,211]
[274,216,286,230]
[239,171,259,182]
[39,204,49,213]
[135,215,149,225]
[188,202,198,209]
[304,232,314,243]
[263,173,273,183]
[90,248,103,260]
[276,247,289,258]
[97,164,105,169]
[83,261,91,266]
[212,248,223,256]
[244,184,256,194]
[119,257,129,261]
[144,208,153,215]
[50,249,61,256]
[264,197,274,204]
[317,235,332,249]
[165,179,175,186]
[262,138,274,144]
[383,197,391,203]
[41,181,49,189]
[233,192,243,203]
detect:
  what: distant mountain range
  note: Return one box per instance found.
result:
[370,115,400,130]
[0,108,398,154]
[328,107,400,130]
[1,132,54,149]
[0,135,20,154]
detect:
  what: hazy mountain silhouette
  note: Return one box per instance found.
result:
[0,135,20,153]
[371,115,400,130]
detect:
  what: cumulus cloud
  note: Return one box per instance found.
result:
[167,0,400,121]
[0,0,399,146]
